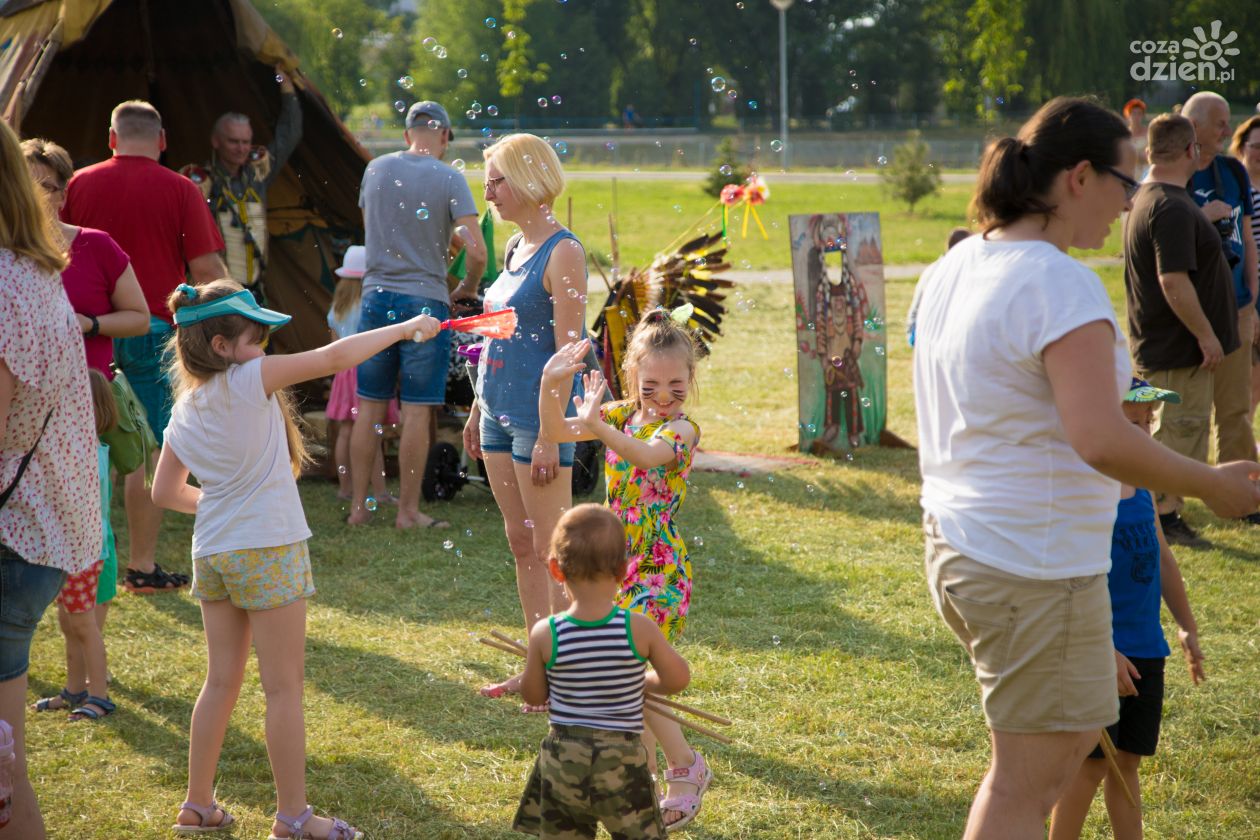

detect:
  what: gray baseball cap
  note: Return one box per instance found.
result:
[406,100,454,138]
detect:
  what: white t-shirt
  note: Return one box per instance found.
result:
[164,358,311,558]
[914,236,1131,580]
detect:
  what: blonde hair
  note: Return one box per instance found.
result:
[550,504,627,582]
[483,133,566,207]
[110,100,163,140]
[0,121,67,275]
[620,308,700,411]
[88,369,118,435]
[20,137,74,186]
[330,277,362,323]
[165,279,310,476]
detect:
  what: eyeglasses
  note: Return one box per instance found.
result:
[484,176,506,194]
[1096,164,1140,200]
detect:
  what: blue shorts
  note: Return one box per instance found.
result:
[114,317,175,447]
[479,413,576,467]
[356,291,452,405]
[0,544,66,681]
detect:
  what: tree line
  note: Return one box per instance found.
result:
[257,0,1260,127]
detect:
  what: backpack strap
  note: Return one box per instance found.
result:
[0,408,54,510]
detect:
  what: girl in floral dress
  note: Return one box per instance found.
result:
[540,310,712,832]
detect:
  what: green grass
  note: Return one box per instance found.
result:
[460,174,1128,271]
[31,270,1260,838]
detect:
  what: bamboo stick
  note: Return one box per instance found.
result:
[479,637,526,658]
[643,693,732,727]
[490,629,527,653]
[644,700,733,745]
[1098,730,1138,808]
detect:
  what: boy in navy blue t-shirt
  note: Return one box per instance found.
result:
[1049,378,1206,839]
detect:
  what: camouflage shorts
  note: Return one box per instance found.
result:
[513,724,666,839]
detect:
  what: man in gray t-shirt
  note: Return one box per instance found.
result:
[351,100,486,529]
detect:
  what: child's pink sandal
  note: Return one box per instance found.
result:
[171,800,235,834]
[268,805,363,840]
[660,750,713,832]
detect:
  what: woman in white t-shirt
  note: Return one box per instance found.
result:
[914,96,1260,839]
[152,279,440,839]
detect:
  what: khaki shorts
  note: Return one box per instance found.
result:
[924,514,1117,733]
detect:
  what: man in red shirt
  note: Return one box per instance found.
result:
[63,100,225,594]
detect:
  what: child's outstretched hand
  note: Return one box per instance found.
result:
[407,314,441,343]
[573,369,607,429]
[542,339,589,383]
[1178,628,1206,685]
[1115,650,1140,697]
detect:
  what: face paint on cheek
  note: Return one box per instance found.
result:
[670,389,687,402]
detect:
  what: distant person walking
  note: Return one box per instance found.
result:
[914,97,1260,840]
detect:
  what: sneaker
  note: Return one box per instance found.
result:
[1236,512,1260,526]
[1159,514,1210,548]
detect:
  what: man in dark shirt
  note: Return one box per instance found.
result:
[1125,114,1240,546]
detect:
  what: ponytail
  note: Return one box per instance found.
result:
[970,97,1129,233]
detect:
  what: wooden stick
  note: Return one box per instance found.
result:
[644,700,733,745]
[479,637,525,658]
[490,629,527,653]
[1098,730,1138,808]
[644,693,732,727]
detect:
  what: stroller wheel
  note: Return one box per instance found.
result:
[571,439,604,497]
[423,442,467,502]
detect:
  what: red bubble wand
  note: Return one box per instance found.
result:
[438,308,518,340]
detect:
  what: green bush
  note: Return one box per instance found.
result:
[880,130,942,214]
[704,137,751,198]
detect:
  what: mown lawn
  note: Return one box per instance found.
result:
[30,264,1260,837]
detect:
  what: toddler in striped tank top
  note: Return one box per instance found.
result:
[513,504,691,839]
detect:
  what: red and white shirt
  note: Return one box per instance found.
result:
[0,251,101,573]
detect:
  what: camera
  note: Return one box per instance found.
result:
[1214,217,1241,269]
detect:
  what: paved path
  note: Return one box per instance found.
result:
[563,169,977,185]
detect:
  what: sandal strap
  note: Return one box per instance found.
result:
[659,793,702,816]
[178,801,233,829]
[275,806,315,834]
[69,696,115,719]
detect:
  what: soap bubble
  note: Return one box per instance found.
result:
[416,207,430,220]
[422,36,437,51]
[331,27,343,39]
[554,141,568,154]
[358,78,367,87]
[393,101,406,113]
[434,46,447,59]
[524,519,535,529]
[772,635,781,646]
[451,159,466,172]
[710,76,726,92]
[386,310,397,321]
[443,539,454,550]
[537,97,548,108]
[364,497,378,512]
[861,397,872,408]
[373,423,384,435]
[480,53,490,62]
[498,415,510,427]
[719,164,732,176]
[337,465,347,475]
[605,141,617,151]
[457,68,468,79]
[397,75,414,90]
[693,536,704,547]
[487,104,499,116]
[471,101,483,113]
[551,95,562,105]
[877,155,888,166]
[748,100,759,110]
[484,16,497,27]
[770,139,784,152]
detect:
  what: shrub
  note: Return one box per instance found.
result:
[881,130,942,214]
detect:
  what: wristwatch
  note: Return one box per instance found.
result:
[85,315,100,338]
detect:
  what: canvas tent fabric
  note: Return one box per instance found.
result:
[0,0,370,355]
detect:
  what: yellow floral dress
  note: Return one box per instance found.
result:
[602,402,699,642]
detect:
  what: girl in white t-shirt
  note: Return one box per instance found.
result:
[153,279,439,840]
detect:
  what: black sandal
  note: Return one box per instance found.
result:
[123,564,187,595]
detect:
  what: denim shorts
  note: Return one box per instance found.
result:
[0,544,66,681]
[356,290,452,405]
[479,413,575,467]
[114,317,175,446]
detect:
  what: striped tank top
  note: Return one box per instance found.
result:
[546,606,647,733]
